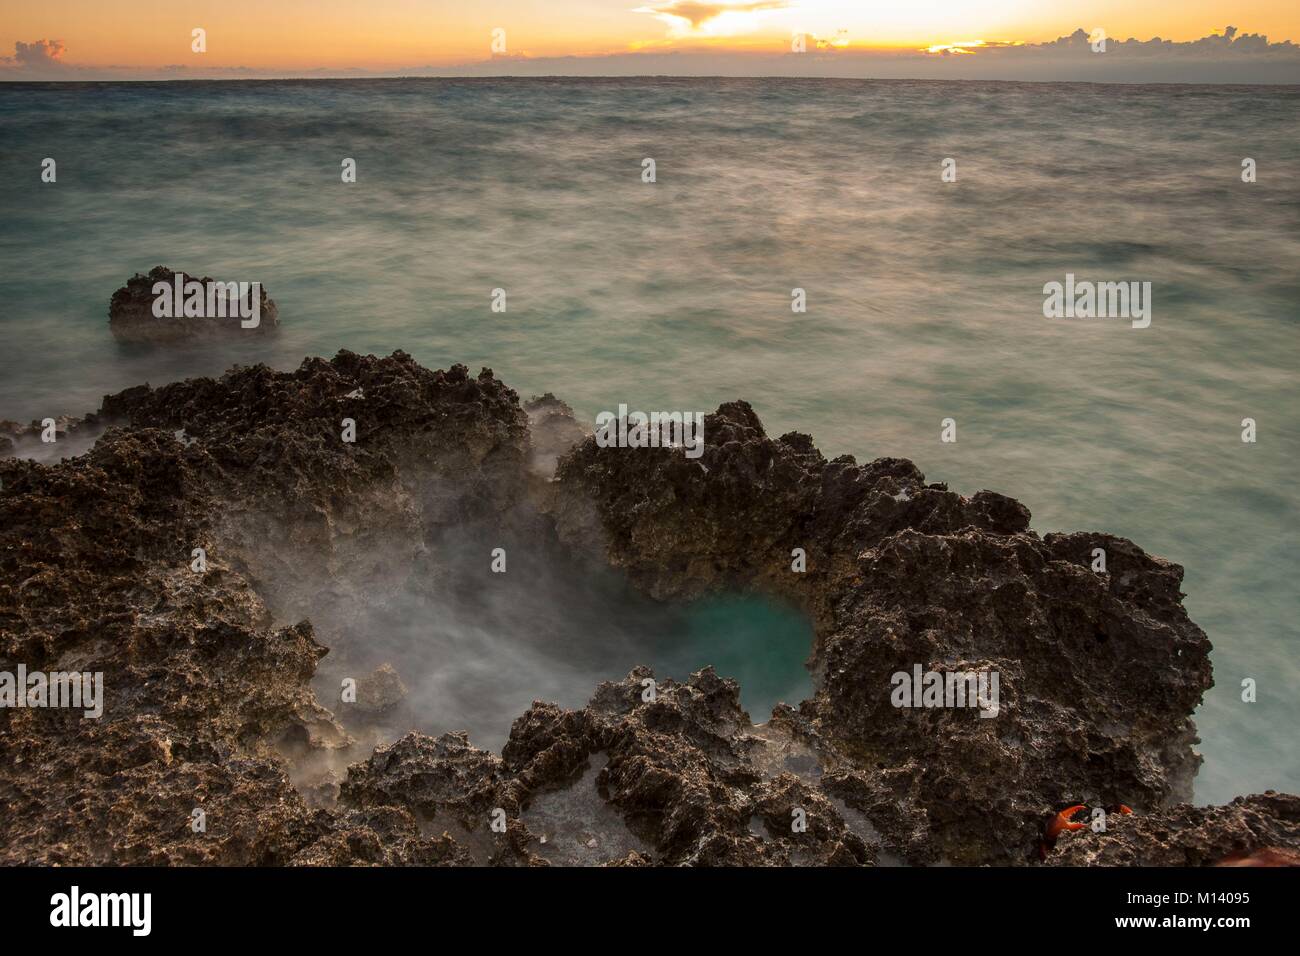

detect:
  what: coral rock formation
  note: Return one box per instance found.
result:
[1,351,1295,866]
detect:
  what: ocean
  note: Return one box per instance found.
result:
[0,77,1296,801]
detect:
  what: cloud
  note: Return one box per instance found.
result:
[430,25,1299,83]
[792,29,850,52]
[1,39,69,72]
[635,1,790,32]
[926,25,1297,60]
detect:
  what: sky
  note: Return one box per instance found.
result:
[3,0,1300,82]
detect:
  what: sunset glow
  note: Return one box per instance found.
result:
[2,0,1298,72]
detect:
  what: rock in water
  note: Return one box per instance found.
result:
[108,265,279,343]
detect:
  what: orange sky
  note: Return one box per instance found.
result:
[4,0,1298,68]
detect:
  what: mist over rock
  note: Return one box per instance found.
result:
[0,350,1294,866]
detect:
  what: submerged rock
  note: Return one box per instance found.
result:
[109,265,279,343]
[0,350,1294,866]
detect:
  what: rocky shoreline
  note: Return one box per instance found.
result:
[1,351,1295,865]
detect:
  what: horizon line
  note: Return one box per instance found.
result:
[4,74,1300,87]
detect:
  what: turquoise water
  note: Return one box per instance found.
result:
[1,79,1296,801]
[326,564,813,749]
[654,596,814,714]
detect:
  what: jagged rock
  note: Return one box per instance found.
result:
[288,806,471,867]
[500,666,875,866]
[550,399,1217,863]
[1041,792,1300,866]
[335,668,875,866]
[1,350,1294,866]
[343,731,509,826]
[339,731,533,866]
[0,352,526,865]
[108,265,279,343]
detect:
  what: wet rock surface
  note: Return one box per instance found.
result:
[1,350,1295,865]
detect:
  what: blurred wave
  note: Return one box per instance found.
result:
[0,78,1296,802]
